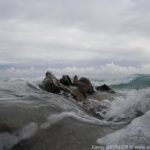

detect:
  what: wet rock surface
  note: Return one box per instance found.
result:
[96,84,115,93]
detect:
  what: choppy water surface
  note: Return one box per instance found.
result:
[0,74,150,150]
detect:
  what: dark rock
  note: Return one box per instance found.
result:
[40,71,61,93]
[59,75,72,86]
[72,87,87,102]
[73,75,79,86]
[78,77,95,97]
[39,71,84,101]
[40,72,100,102]
[96,84,115,93]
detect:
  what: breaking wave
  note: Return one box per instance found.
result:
[0,74,150,149]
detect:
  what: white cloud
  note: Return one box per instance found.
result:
[2,63,150,80]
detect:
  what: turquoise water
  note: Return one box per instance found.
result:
[111,74,150,90]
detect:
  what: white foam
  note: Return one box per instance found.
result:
[0,133,18,150]
[0,122,38,150]
[40,111,119,130]
[18,122,38,139]
[97,110,150,147]
[98,88,150,122]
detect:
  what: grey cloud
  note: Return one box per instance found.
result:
[0,0,150,70]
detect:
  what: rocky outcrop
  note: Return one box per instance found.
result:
[39,71,61,93]
[39,71,82,101]
[78,77,95,97]
[59,75,72,86]
[96,84,115,93]
[71,87,86,102]
[39,71,116,102]
[73,75,79,86]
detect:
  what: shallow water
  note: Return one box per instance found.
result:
[0,74,150,150]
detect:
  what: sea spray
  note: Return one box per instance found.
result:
[97,110,150,147]
[0,74,150,149]
[0,122,38,150]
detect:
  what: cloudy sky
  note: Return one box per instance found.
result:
[0,0,150,77]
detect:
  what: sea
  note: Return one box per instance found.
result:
[0,71,150,150]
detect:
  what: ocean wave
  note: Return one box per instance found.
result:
[40,111,120,130]
[92,75,135,88]
[97,110,150,148]
[92,74,150,91]
[111,74,150,90]
[95,88,150,123]
[0,77,150,149]
[0,122,38,150]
